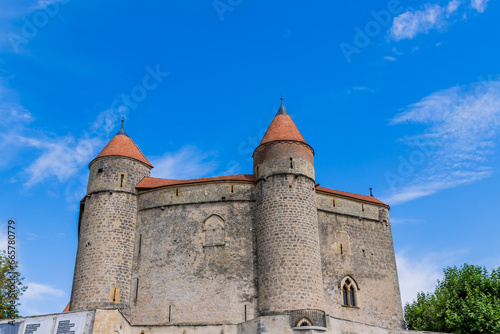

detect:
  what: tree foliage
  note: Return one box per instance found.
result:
[404,264,500,334]
[0,250,27,319]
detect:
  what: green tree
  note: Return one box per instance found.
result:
[0,250,27,319]
[405,264,500,334]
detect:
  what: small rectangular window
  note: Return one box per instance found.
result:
[120,174,125,188]
[97,168,103,173]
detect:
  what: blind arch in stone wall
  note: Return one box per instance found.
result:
[203,214,226,246]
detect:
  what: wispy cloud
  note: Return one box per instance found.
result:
[396,250,464,306]
[383,56,398,61]
[390,217,424,224]
[383,79,500,205]
[19,282,66,316]
[151,145,218,180]
[470,0,489,12]
[389,0,489,41]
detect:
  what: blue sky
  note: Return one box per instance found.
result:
[0,0,499,316]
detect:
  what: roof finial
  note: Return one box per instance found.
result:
[116,117,129,137]
[370,187,373,197]
[276,94,288,116]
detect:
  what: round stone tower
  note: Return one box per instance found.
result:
[253,99,325,322]
[70,122,153,311]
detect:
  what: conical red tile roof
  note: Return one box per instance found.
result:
[92,134,153,168]
[259,102,308,146]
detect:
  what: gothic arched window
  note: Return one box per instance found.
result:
[341,277,358,307]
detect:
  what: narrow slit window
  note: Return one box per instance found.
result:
[332,199,336,207]
[135,278,139,300]
[175,188,179,197]
[120,174,125,188]
[231,185,234,193]
[290,158,293,169]
[138,234,142,254]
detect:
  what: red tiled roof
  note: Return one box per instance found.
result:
[63,302,70,312]
[136,174,255,189]
[316,186,388,207]
[92,134,153,168]
[259,114,308,146]
[136,174,387,206]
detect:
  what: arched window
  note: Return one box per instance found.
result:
[341,277,358,307]
[296,317,313,327]
[203,215,225,247]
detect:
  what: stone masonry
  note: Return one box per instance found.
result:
[67,101,413,333]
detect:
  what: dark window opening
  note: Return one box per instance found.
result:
[135,278,139,301]
[120,174,125,188]
[290,158,294,169]
[97,168,103,173]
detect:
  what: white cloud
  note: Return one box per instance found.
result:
[383,79,500,205]
[390,4,445,41]
[151,145,218,180]
[396,251,462,306]
[471,0,489,12]
[19,282,66,316]
[389,0,488,41]
[447,0,463,14]
[21,135,103,186]
[383,56,397,61]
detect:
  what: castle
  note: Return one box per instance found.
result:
[0,100,443,334]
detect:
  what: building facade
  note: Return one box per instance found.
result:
[67,100,406,333]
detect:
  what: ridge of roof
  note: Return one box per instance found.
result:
[91,134,153,168]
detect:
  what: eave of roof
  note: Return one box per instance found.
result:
[91,134,153,168]
[136,174,255,189]
[316,186,389,208]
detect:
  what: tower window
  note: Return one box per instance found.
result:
[120,174,125,188]
[290,158,294,169]
[341,277,358,307]
[175,188,179,197]
[332,199,336,207]
[97,168,103,173]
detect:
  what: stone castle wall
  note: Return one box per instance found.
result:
[71,159,403,329]
[130,182,257,325]
[317,191,404,329]
[70,156,151,311]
